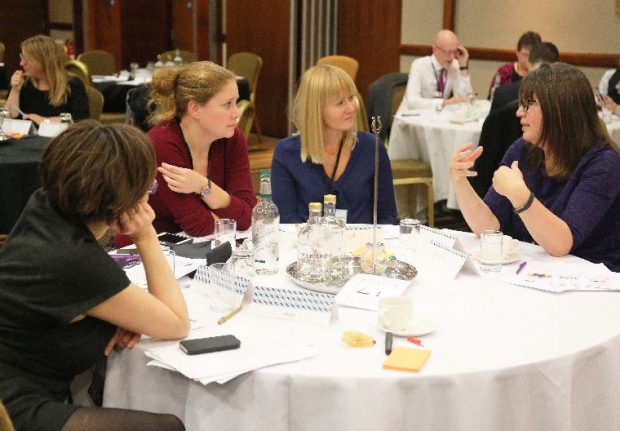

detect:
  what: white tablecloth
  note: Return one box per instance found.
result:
[103,226,620,431]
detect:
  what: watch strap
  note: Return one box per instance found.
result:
[513,191,534,214]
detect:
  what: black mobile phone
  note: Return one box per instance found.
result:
[157,232,192,245]
[179,335,241,355]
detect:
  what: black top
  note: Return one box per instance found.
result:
[0,190,130,430]
[19,76,89,121]
[607,69,620,105]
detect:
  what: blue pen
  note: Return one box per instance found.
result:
[516,261,527,274]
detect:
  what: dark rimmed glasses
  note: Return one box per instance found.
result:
[520,98,539,113]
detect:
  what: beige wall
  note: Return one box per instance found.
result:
[401,0,620,96]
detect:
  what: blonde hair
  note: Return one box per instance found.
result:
[292,65,358,164]
[21,35,70,107]
[148,61,236,125]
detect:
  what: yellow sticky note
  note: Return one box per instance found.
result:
[383,347,431,372]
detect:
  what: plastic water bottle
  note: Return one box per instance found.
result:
[252,170,279,274]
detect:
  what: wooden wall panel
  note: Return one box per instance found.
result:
[171,0,194,52]
[337,0,402,102]
[87,0,122,69]
[195,0,211,61]
[120,0,170,69]
[0,0,47,75]
[226,0,291,138]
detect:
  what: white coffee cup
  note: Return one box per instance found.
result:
[377,296,414,332]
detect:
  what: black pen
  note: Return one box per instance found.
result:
[385,332,393,355]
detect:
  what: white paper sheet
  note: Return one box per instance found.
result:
[335,273,412,311]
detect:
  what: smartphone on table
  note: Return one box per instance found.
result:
[179,335,241,355]
[157,232,193,246]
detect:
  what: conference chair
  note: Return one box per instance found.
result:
[227,52,264,142]
[236,99,255,140]
[317,55,359,82]
[0,400,15,431]
[84,85,104,121]
[65,60,91,87]
[77,50,116,76]
[368,72,434,226]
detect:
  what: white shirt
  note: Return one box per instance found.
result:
[397,55,473,111]
[598,68,620,96]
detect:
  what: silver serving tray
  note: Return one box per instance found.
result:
[286,256,417,295]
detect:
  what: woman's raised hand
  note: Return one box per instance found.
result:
[110,196,156,241]
[449,142,483,183]
[492,161,529,205]
[10,70,24,91]
[158,162,207,195]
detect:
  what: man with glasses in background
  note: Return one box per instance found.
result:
[396,29,473,112]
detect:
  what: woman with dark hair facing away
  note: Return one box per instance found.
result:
[145,61,256,237]
[271,64,397,224]
[488,31,542,98]
[451,63,620,271]
[6,34,88,124]
[0,121,189,430]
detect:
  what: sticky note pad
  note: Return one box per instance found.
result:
[383,347,431,372]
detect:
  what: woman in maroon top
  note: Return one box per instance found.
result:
[146,61,256,237]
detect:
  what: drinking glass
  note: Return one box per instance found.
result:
[479,230,503,273]
[214,218,236,249]
[399,218,421,249]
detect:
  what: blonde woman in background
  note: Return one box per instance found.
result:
[271,64,396,224]
[6,34,88,124]
[144,61,256,239]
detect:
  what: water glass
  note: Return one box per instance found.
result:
[479,230,503,273]
[399,218,421,249]
[214,218,237,249]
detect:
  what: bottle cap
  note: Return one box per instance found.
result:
[323,194,336,204]
[308,202,322,211]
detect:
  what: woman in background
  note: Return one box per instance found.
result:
[452,63,620,271]
[0,121,188,430]
[488,31,541,98]
[271,64,396,224]
[146,61,256,237]
[6,34,88,125]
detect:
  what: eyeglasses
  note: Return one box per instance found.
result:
[520,99,539,113]
[19,53,31,63]
[147,179,158,195]
[435,46,459,56]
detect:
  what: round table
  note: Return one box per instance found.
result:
[0,136,49,233]
[103,226,620,431]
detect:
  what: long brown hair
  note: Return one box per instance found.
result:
[21,35,70,107]
[519,62,619,179]
[41,121,156,224]
[148,61,236,126]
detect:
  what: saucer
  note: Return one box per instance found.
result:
[379,318,438,337]
[471,251,520,264]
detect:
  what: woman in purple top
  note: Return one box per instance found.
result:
[451,63,620,271]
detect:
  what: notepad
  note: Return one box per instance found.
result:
[383,347,431,372]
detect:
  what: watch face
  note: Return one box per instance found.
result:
[200,186,211,197]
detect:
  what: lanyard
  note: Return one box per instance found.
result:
[430,62,445,97]
[325,137,345,194]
